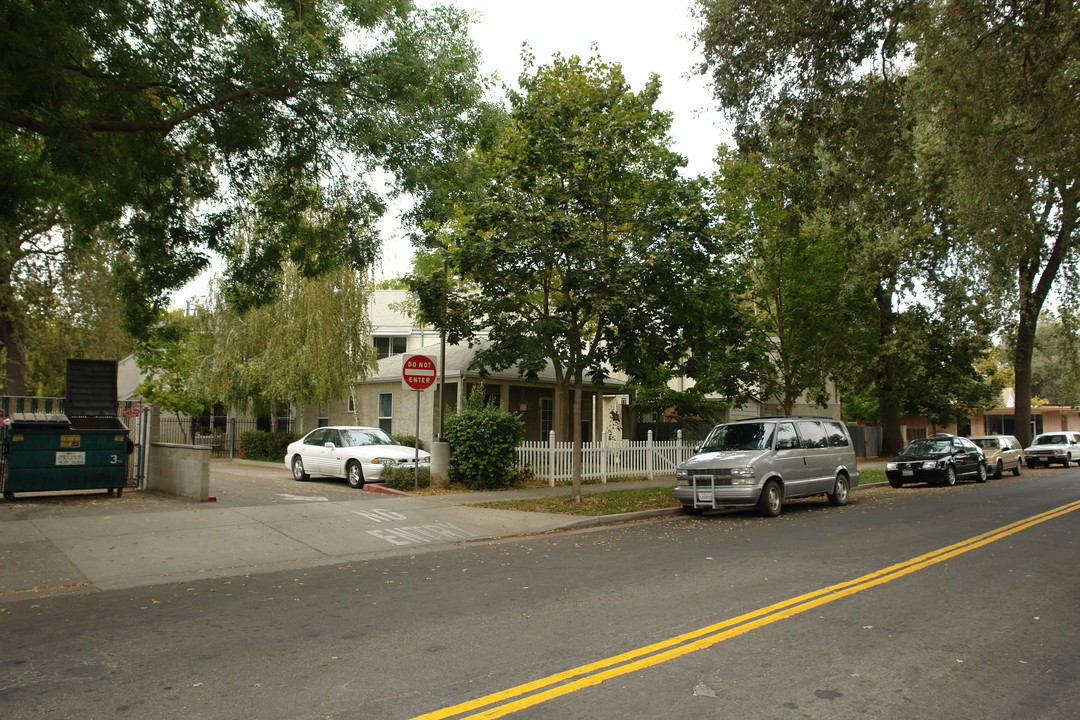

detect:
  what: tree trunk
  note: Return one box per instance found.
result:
[571,376,584,503]
[553,375,571,442]
[874,284,904,456]
[0,309,26,396]
[1012,299,1039,448]
[1011,184,1078,448]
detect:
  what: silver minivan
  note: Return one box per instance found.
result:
[674,417,860,517]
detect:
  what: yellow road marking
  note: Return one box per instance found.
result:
[408,499,1080,720]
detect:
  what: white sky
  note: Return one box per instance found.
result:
[174,1,729,304]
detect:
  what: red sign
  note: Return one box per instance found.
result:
[402,355,437,391]
[121,408,141,418]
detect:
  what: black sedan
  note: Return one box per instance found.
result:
[885,434,988,487]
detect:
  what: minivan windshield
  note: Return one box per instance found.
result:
[700,422,775,452]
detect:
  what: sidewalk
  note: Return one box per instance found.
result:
[1,462,882,601]
[0,471,678,601]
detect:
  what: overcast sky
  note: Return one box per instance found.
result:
[374,0,732,279]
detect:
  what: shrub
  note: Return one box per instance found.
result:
[240,430,300,461]
[392,434,426,452]
[443,387,525,490]
[381,465,430,491]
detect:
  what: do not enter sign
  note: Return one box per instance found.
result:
[402,354,437,391]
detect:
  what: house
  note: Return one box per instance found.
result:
[637,369,844,442]
[290,290,627,445]
[891,387,1079,443]
[125,289,852,450]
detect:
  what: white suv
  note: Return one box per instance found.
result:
[1024,431,1080,468]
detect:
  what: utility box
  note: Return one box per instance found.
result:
[1,360,132,499]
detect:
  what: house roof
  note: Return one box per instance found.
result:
[368,340,626,390]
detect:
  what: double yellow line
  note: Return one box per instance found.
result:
[408,499,1080,720]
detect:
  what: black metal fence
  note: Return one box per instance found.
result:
[848,424,883,458]
[157,417,294,458]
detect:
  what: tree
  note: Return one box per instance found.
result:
[1002,310,1080,407]
[0,0,487,392]
[416,54,743,500]
[711,148,852,415]
[134,313,214,442]
[694,0,1080,447]
[906,1,1080,445]
[16,236,131,396]
[192,264,376,426]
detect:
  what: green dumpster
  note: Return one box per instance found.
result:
[1,360,132,499]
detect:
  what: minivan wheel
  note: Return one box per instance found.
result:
[1012,460,1022,476]
[756,480,783,517]
[993,460,1003,479]
[827,473,849,506]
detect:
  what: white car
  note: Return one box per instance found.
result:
[284,426,430,488]
[1024,431,1080,469]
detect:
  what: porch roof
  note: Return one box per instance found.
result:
[367,341,626,391]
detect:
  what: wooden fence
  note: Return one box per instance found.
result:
[518,430,697,486]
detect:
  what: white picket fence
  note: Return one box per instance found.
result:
[518,430,697,486]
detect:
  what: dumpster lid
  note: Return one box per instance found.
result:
[65,359,119,418]
[11,410,71,426]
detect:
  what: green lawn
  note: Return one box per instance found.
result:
[470,467,887,516]
[470,487,679,516]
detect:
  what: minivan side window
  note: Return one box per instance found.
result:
[796,421,828,449]
[776,422,800,449]
[825,422,850,448]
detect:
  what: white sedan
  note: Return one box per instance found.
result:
[284,426,430,488]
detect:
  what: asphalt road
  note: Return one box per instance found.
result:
[2,465,1078,720]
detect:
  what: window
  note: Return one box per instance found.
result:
[276,404,293,433]
[304,429,327,446]
[540,397,553,437]
[796,421,828,448]
[378,393,393,434]
[374,336,408,359]
[317,401,329,427]
[825,422,850,448]
[775,422,799,450]
[347,395,356,413]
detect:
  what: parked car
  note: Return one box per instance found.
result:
[885,434,987,487]
[969,435,1024,478]
[674,417,859,518]
[284,426,430,488]
[1023,431,1080,468]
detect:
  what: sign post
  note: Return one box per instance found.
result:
[402,355,437,489]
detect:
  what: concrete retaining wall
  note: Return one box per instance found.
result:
[146,443,210,501]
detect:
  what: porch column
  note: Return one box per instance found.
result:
[593,391,603,442]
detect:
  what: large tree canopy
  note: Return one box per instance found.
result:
[0,0,487,393]
[695,0,1080,447]
[414,54,747,499]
